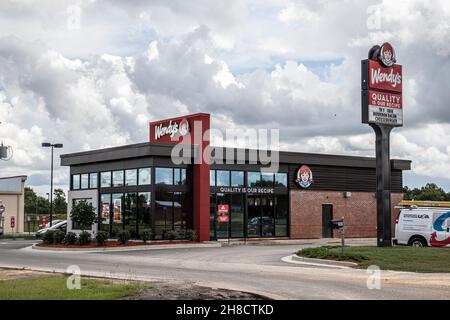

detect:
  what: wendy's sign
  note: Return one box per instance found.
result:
[361,43,404,247]
[362,42,403,127]
[362,90,403,126]
[150,118,190,143]
[367,60,402,93]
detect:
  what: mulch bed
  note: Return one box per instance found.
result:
[36,240,198,249]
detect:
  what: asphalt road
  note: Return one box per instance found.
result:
[0,240,449,300]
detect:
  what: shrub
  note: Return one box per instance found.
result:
[185,229,197,241]
[95,231,109,246]
[78,231,92,245]
[64,232,78,245]
[42,230,55,244]
[140,230,153,243]
[117,230,130,245]
[53,230,66,244]
[166,230,178,241]
[70,200,97,231]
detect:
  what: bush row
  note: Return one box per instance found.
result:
[42,228,197,246]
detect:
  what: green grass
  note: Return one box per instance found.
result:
[298,246,450,273]
[0,275,152,300]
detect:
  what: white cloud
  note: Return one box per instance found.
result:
[1,0,450,193]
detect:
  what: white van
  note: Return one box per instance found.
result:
[394,201,450,247]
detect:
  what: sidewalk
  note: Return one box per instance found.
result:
[218,238,377,247]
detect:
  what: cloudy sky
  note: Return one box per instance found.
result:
[0,0,449,195]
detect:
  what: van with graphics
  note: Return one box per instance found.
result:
[395,201,450,247]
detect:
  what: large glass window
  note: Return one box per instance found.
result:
[125,169,137,186]
[275,194,288,237]
[247,195,261,237]
[174,168,187,185]
[81,174,89,189]
[138,168,151,185]
[89,173,97,189]
[261,173,274,188]
[138,192,152,236]
[230,194,244,237]
[247,172,260,187]
[216,170,230,187]
[275,173,288,188]
[174,192,189,231]
[155,168,173,185]
[231,171,244,187]
[261,195,274,236]
[72,175,80,190]
[210,194,216,238]
[210,170,216,187]
[155,189,174,239]
[123,193,137,238]
[111,193,123,237]
[112,170,124,187]
[100,194,111,233]
[215,193,229,238]
[100,172,111,188]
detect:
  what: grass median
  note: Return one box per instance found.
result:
[0,275,152,300]
[297,246,450,273]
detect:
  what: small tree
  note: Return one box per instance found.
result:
[70,200,97,232]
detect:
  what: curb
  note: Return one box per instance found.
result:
[31,242,222,252]
[291,255,358,267]
[281,255,356,269]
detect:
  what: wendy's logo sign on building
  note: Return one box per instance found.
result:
[362,42,403,127]
[153,119,190,141]
[296,165,313,189]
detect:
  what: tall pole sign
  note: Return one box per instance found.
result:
[362,43,403,247]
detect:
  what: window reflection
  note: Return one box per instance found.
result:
[112,171,124,187]
[81,174,89,189]
[231,171,244,187]
[275,173,288,188]
[72,175,80,190]
[125,169,137,186]
[138,168,151,185]
[247,172,260,187]
[210,170,216,187]
[155,168,173,185]
[216,170,230,187]
[100,172,111,188]
[89,173,97,189]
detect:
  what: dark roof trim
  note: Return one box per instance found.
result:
[60,142,411,171]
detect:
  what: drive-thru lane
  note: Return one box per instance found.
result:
[0,240,449,300]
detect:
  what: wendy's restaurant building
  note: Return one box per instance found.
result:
[60,113,411,242]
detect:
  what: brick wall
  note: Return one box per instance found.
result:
[290,190,404,239]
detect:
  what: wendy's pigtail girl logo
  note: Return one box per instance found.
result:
[296,165,313,189]
[379,42,396,67]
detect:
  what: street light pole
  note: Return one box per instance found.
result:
[50,145,54,227]
[42,142,63,228]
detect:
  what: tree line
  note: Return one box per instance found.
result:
[403,183,450,202]
[24,187,68,216]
